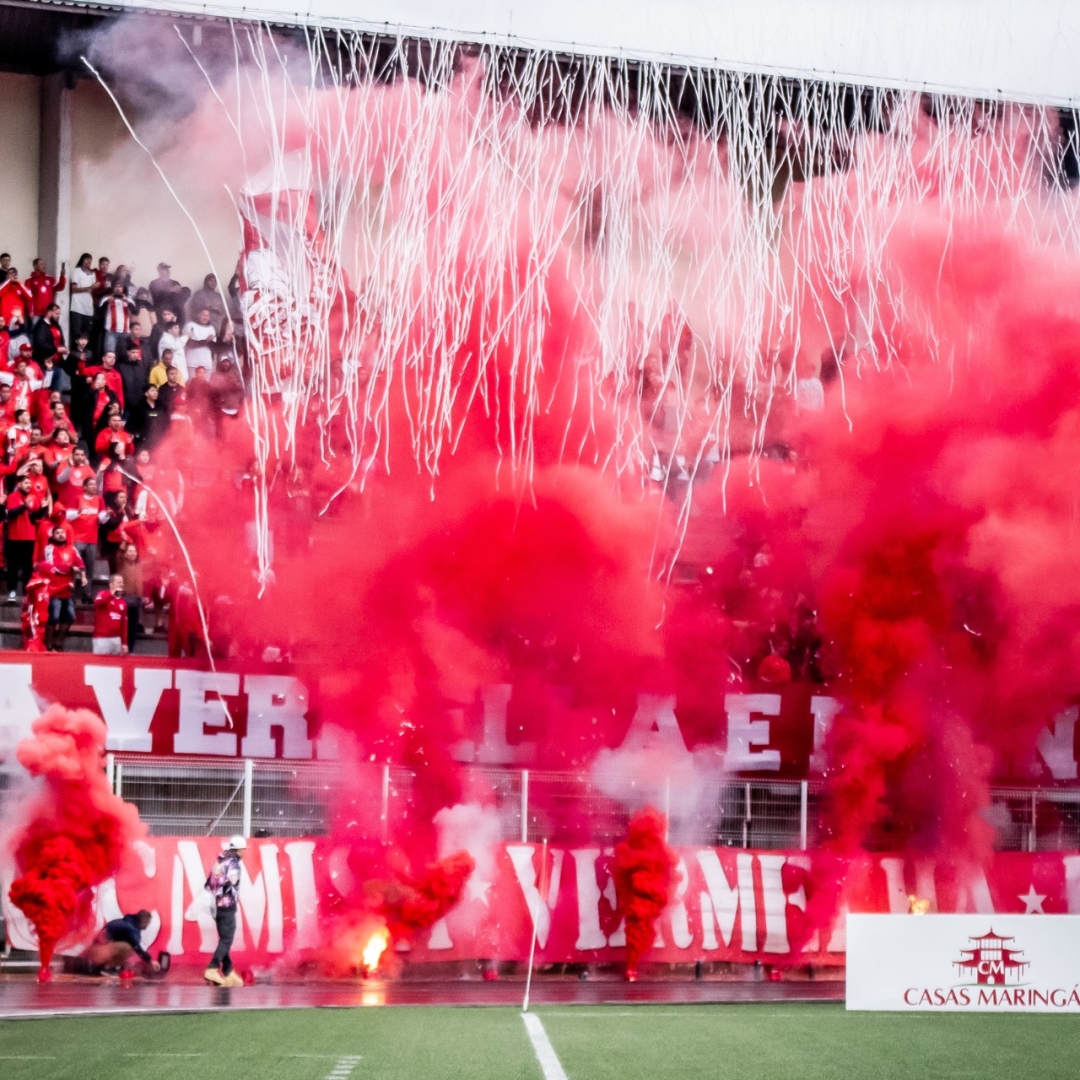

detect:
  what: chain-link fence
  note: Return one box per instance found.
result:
[102,754,1080,852]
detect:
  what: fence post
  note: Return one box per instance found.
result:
[520,769,530,843]
[115,760,124,800]
[242,759,254,838]
[381,763,391,842]
[1030,789,1038,853]
[742,783,751,848]
[106,753,116,795]
[799,780,809,850]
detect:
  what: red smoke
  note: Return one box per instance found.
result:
[70,57,1080,961]
[612,809,677,978]
[7,707,145,978]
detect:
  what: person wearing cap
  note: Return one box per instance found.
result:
[149,262,186,323]
[203,834,246,986]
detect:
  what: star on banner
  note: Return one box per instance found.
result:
[465,877,493,906]
[1019,885,1046,914]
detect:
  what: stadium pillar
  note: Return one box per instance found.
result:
[799,780,808,850]
[242,758,253,837]
[380,763,390,841]
[105,752,116,795]
[37,73,73,319]
[520,769,529,843]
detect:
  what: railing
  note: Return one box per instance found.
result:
[76,755,1080,853]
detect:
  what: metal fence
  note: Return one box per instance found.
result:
[95,754,1080,852]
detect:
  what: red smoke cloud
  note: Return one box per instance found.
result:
[612,809,677,978]
[7,707,145,978]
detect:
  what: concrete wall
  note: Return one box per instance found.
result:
[0,73,41,272]
[70,80,241,295]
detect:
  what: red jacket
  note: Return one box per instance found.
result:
[25,271,66,319]
[84,365,124,409]
[0,280,32,325]
[93,590,128,641]
[42,540,85,599]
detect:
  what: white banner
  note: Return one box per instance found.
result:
[847,914,1080,1011]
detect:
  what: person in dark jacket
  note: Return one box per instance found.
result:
[66,910,167,976]
[128,384,169,450]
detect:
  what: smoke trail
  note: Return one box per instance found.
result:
[6,707,145,979]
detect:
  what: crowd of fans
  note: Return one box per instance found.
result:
[0,252,247,654]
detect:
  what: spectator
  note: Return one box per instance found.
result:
[69,253,96,344]
[95,413,135,461]
[210,356,245,430]
[43,427,75,494]
[119,542,144,652]
[0,254,9,274]
[0,355,43,418]
[63,329,94,431]
[0,385,14,427]
[68,474,107,597]
[85,372,120,442]
[93,573,129,655]
[128,384,169,450]
[101,489,136,573]
[149,262,186,322]
[58,446,96,507]
[42,524,86,651]
[25,258,66,321]
[0,267,33,326]
[149,348,172,388]
[100,280,134,356]
[157,365,185,414]
[188,274,228,327]
[186,366,213,432]
[6,475,48,598]
[131,287,156,338]
[158,316,189,382]
[118,323,149,409]
[85,351,125,412]
[113,264,135,299]
[42,399,76,442]
[183,307,218,374]
[35,501,72,564]
[21,457,51,504]
[32,308,69,412]
[5,408,31,458]
[20,560,51,652]
[6,313,30,365]
[13,426,46,472]
[92,256,113,306]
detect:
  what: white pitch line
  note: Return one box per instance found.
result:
[324,1055,362,1079]
[522,1012,569,1080]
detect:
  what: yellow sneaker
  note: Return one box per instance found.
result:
[219,971,244,987]
[203,967,224,985]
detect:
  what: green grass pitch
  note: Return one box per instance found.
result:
[1,1003,1079,1079]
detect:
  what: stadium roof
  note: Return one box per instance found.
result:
[3,0,1080,106]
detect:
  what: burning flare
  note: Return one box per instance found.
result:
[362,928,389,974]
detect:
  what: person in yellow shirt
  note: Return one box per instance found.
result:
[149,347,182,387]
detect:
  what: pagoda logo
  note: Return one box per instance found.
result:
[952,929,1029,986]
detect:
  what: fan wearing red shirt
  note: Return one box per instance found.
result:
[43,429,74,496]
[21,562,52,652]
[41,398,76,441]
[0,357,44,414]
[5,409,31,459]
[69,474,107,595]
[21,458,51,505]
[35,502,72,563]
[13,426,47,471]
[25,259,67,320]
[0,268,33,325]
[6,476,48,598]
[83,352,124,411]
[95,414,135,460]
[42,525,86,651]
[92,574,129,655]
[58,447,95,507]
